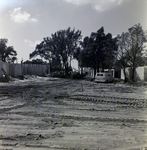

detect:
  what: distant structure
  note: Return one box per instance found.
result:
[0,59,50,78]
[121,66,147,81]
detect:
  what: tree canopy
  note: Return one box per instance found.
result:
[23,59,47,64]
[28,24,147,81]
[116,23,147,82]
[30,27,82,76]
[0,38,17,63]
[79,27,118,76]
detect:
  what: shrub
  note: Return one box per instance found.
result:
[50,71,65,78]
[71,72,86,79]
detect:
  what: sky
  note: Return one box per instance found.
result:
[0,0,147,63]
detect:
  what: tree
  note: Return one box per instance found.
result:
[0,38,17,63]
[79,36,98,75]
[79,27,118,77]
[23,59,47,64]
[30,27,82,76]
[139,57,147,66]
[30,41,53,62]
[3,46,17,63]
[101,33,118,69]
[117,24,147,82]
[116,32,130,82]
[0,39,7,56]
[127,24,147,81]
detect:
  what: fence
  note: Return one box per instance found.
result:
[23,64,50,76]
[0,60,50,78]
[121,66,147,81]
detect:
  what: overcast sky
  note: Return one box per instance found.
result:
[0,0,147,62]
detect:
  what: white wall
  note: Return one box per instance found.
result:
[23,64,50,76]
[0,61,50,78]
[10,64,22,77]
[135,66,144,81]
[121,66,147,81]
[144,67,147,81]
[0,60,3,77]
[3,62,9,75]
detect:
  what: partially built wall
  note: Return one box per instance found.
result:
[0,60,50,78]
[0,60,10,78]
[23,64,50,76]
[121,66,147,81]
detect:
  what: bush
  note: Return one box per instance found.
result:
[19,74,24,80]
[50,71,65,78]
[71,72,86,79]
[0,75,10,82]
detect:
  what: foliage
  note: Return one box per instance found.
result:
[23,59,47,64]
[0,39,17,63]
[117,23,147,82]
[28,24,146,82]
[30,27,82,77]
[116,32,130,82]
[71,72,86,79]
[79,27,118,77]
[50,71,65,78]
[139,57,147,66]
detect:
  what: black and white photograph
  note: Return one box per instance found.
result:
[0,0,147,149]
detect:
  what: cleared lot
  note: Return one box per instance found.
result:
[0,76,147,150]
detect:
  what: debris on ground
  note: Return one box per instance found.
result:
[0,76,147,150]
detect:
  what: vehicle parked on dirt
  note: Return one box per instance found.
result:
[95,72,114,83]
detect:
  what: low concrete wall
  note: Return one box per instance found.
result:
[0,60,3,77]
[23,64,50,76]
[121,68,130,80]
[144,67,147,81]
[3,62,10,76]
[135,66,144,81]
[0,60,9,78]
[10,64,22,78]
[0,60,50,78]
[121,66,147,81]
[0,61,21,78]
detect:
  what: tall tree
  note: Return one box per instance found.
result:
[79,27,118,77]
[30,27,82,76]
[96,32,118,70]
[0,39,7,56]
[117,24,147,82]
[0,39,17,62]
[80,36,98,76]
[23,59,47,64]
[116,32,130,82]
[127,24,146,81]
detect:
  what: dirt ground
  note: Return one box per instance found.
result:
[0,76,147,150]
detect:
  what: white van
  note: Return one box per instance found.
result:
[95,72,114,83]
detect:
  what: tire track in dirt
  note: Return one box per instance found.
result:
[0,79,147,150]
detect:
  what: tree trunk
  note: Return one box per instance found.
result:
[96,62,99,73]
[123,67,127,83]
[131,66,135,82]
[81,67,83,74]
[65,63,69,77]
[94,67,96,78]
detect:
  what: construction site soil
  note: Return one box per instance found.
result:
[0,76,147,150]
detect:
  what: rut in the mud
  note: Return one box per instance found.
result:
[0,77,147,150]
